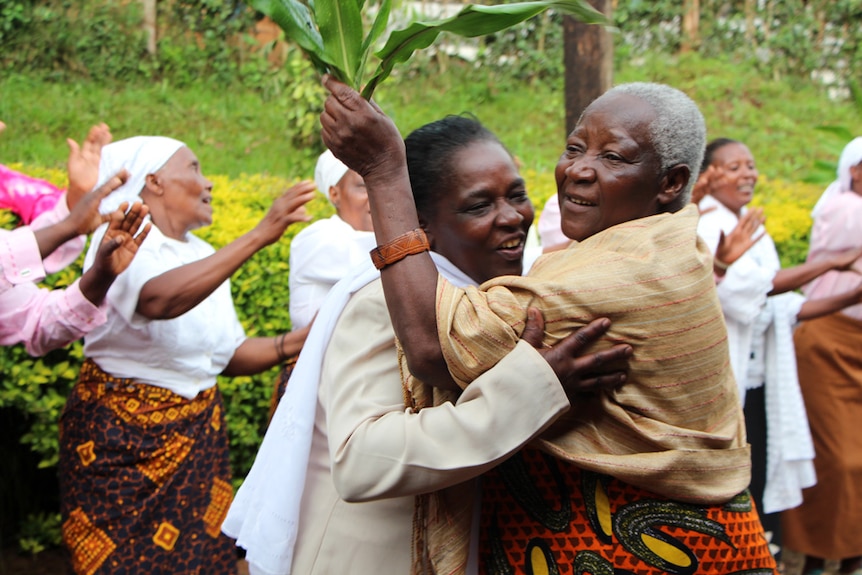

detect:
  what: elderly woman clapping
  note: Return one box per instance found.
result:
[58,137,314,575]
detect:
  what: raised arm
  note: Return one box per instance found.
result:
[320,76,452,388]
[32,170,128,260]
[770,246,862,295]
[136,181,314,319]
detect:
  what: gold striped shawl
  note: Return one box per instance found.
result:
[435,204,751,504]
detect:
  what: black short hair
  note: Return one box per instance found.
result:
[405,114,505,219]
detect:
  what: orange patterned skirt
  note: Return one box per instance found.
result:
[480,447,777,575]
[58,360,236,575]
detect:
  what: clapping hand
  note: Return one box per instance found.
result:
[67,123,112,210]
[715,207,766,270]
[253,180,316,246]
[67,169,129,236]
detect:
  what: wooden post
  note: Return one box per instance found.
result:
[143,0,157,56]
[563,0,613,135]
[681,0,700,53]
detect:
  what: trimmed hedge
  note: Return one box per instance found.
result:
[0,164,820,547]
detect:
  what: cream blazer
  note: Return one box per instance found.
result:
[288,279,568,575]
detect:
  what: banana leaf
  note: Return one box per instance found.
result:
[314,0,364,87]
[362,0,606,98]
[254,0,607,99]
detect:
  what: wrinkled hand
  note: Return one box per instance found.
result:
[67,123,112,209]
[715,207,766,268]
[66,169,129,236]
[253,180,315,246]
[92,201,151,277]
[521,308,632,394]
[320,75,405,180]
[692,165,727,209]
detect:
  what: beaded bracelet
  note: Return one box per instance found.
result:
[369,228,430,270]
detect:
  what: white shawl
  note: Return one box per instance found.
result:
[222,252,474,575]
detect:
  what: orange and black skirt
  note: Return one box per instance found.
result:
[58,359,236,575]
[480,447,777,575]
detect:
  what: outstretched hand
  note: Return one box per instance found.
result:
[80,201,151,306]
[253,180,315,246]
[93,201,152,277]
[715,207,766,270]
[521,308,631,395]
[67,169,130,236]
[67,123,112,209]
[320,75,405,180]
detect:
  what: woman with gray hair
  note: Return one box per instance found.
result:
[321,78,777,573]
[58,136,315,574]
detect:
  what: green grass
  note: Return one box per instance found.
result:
[2,52,860,183]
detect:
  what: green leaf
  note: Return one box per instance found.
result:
[313,0,364,86]
[251,0,329,76]
[361,0,607,98]
[357,0,392,84]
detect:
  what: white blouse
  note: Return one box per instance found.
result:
[84,224,246,399]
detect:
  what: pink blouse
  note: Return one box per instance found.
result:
[804,191,862,321]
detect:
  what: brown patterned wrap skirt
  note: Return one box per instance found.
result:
[58,359,236,575]
[479,448,777,575]
[782,312,862,558]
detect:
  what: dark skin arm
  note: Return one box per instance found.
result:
[796,283,862,321]
[321,76,455,389]
[33,170,129,260]
[769,246,862,295]
[136,181,315,319]
[222,324,311,376]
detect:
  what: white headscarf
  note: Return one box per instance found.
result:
[84,136,186,270]
[812,136,862,218]
[94,136,186,214]
[313,149,349,203]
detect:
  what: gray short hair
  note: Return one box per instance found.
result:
[602,82,706,205]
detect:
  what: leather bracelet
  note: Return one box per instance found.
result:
[370,228,430,270]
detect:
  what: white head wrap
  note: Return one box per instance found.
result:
[94,136,186,214]
[812,136,862,218]
[83,136,186,272]
[313,149,349,203]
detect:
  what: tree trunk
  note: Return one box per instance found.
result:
[744,0,757,47]
[563,0,613,135]
[681,0,700,53]
[143,0,157,56]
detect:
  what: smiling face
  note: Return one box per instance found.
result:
[148,146,214,239]
[555,93,669,243]
[707,141,758,215]
[331,168,373,232]
[423,140,534,284]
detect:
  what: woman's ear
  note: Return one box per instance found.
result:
[658,164,691,208]
[328,186,340,210]
[143,173,163,197]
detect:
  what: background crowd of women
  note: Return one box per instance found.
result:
[2,92,861,575]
